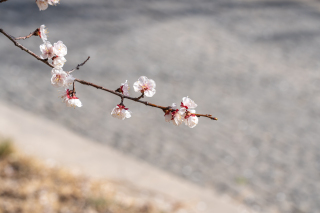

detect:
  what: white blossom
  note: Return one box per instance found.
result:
[180,96,197,110]
[164,103,177,122]
[120,80,130,96]
[53,41,67,57]
[133,76,156,97]
[52,56,66,68]
[36,0,48,11]
[184,115,198,128]
[39,25,48,42]
[172,110,184,126]
[65,74,75,87]
[177,97,200,128]
[61,89,82,108]
[51,67,73,88]
[48,0,60,6]
[171,103,177,109]
[40,41,54,59]
[111,105,132,120]
[67,98,82,108]
[184,109,199,128]
[164,112,172,122]
[50,67,74,88]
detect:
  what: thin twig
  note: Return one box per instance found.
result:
[195,114,218,120]
[120,96,124,105]
[69,56,90,73]
[134,92,144,100]
[0,28,217,121]
[0,28,54,68]
[0,0,9,3]
[15,29,39,40]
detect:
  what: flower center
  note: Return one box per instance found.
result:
[184,111,195,119]
[55,74,61,82]
[140,84,149,93]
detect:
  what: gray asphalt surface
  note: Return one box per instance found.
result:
[1,0,320,212]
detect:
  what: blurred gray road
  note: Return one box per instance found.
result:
[1,0,320,212]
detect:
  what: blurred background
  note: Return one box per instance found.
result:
[1,0,320,212]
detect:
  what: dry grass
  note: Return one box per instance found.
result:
[0,140,189,213]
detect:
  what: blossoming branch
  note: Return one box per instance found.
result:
[0,26,217,128]
[36,0,60,11]
[1,0,60,10]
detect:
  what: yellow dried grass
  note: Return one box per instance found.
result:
[0,141,187,213]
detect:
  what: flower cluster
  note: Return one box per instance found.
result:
[36,0,60,11]
[164,97,199,128]
[39,26,67,70]
[110,76,156,120]
[38,25,80,108]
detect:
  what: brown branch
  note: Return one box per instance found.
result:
[75,78,217,120]
[69,56,90,73]
[15,29,39,40]
[75,78,168,110]
[0,28,54,68]
[195,114,218,120]
[0,0,9,3]
[1,28,217,121]
[134,92,144,100]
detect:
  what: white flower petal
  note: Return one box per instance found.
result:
[125,110,132,119]
[171,103,177,109]
[186,116,198,128]
[74,99,82,107]
[173,112,184,126]
[40,41,54,59]
[144,89,156,97]
[147,79,156,88]
[111,105,131,120]
[189,109,196,114]
[164,113,172,122]
[179,108,187,115]
[51,68,69,88]
[182,96,197,109]
[65,75,75,87]
[48,0,60,5]
[53,40,67,57]
[138,76,148,84]
[133,76,156,97]
[36,0,48,11]
[53,56,67,68]
[39,25,48,42]
[121,80,130,96]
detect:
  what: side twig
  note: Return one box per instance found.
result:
[0,28,218,121]
[15,29,39,40]
[69,56,90,73]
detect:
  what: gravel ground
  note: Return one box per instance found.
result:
[1,0,320,212]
